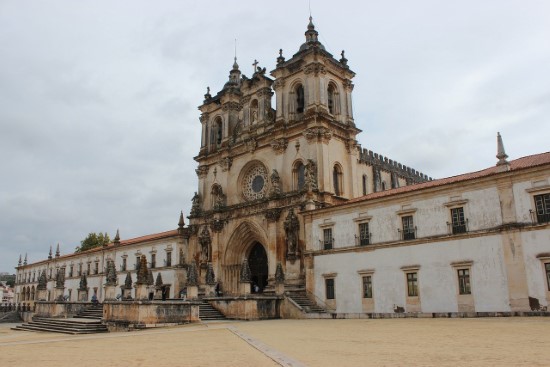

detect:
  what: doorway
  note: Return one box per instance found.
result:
[248,242,268,292]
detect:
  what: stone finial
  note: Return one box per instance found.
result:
[105,260,117,286]
[155,272,163,287]
[240,258,251,282]
[18,254,22,266]
[114,229,120,246]
[124,272,133,289]
[178,211,185,229]
[147,269,154,286]
[187,262,198,286]
[340,50,348,66]
[205,263,216,285]
[23,253,27,265]
[136,255,148,284]
[79,272,88,291]
[275,262,285,283]
[55,243,60,257]
[37,270,47,290]
[204,86,211,100]
[496,132,509,167]
[277,48,285,65]
[48,245,53,260]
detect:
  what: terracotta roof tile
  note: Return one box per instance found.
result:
[342,151,550,206]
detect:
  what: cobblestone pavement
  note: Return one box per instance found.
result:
[1,318,549,366]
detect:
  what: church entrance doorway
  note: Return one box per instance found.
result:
[248,242,268,293]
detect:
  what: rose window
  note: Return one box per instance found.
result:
[242,164,268,201]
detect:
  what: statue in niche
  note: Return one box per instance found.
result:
[304,159,318,192]
[212,185,226,211]
[179,248,186,266]
[373,168,381,193]
[198,226,211,263]
[270,169,282,197]
[284,208,300,258]
[190,192,201,216]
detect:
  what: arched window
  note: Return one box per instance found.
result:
[295,84,304,114]
[362,174,367,196]
[250,99,259,124]
[333,164,343,196]
[327,84,335,114]
[293,161,305,190]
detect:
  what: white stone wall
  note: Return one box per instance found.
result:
[313,235,510,313]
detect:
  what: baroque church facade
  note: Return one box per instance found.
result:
[13,18,550,318]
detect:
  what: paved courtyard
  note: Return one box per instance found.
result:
[1,317,549,366]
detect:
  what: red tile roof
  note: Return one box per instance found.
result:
[340,151,550,206]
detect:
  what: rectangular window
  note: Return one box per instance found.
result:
[359,223,370,246]
[362,276,373,298]
[94,262,99,275]
[166,252,172,267]
[69,265,73,277]
[323,228,333,250]
[534,194,550,224]
[457,269,471,294]
[402,216,415,240]
[151,254,156,269]
[546,263,550,292]
[78,264,82,276]
[451,207,467,234]
[325,278,335,299]
[407,272,418,297]
[136,257,140,269]
[122,258,127,271]
[87,263,91,275]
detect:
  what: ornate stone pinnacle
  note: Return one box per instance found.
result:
[155,272,163,287]
[275,262,285,284]
[23,253,27,265]
[105,260,117,286]
[18,254,22,266]
[205,263,216,285]
[48,245,52,260]
[496,132,509,166]
[124,272,133,289]
[240,258,251,282]
[55,244,60,257]
[114,229,120,246]
[37,270,47,290]
[136,255,149,284]
[187,262,198,286]
[178,211,185,228]
[147,269,154,286]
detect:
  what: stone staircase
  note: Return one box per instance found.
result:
[286,291,328,314]
[199,301,227,321]
[75,305,104,320]
[12,305,108,334]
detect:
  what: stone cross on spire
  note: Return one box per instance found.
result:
[252,59,259,73]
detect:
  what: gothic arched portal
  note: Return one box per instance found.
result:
[248,242,268,292]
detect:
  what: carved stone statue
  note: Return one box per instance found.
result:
[198,226,211,263]
[205,263,216,285]
[275,262,285,283]
[284,208,300,257]
[270,169,282,197]
[179,248,186,266]
[212,185,226,211]
[304,159,318,192]
[190,192,201,216]
[187,262,198,286]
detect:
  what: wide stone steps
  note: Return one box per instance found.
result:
[74,306,103,320]
[287,292,327,313]
[12,317,108,335]
[199,301,226,321]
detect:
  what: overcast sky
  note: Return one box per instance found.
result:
[1,0,549,272]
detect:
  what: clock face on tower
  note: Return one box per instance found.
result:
[242,163,268,201]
